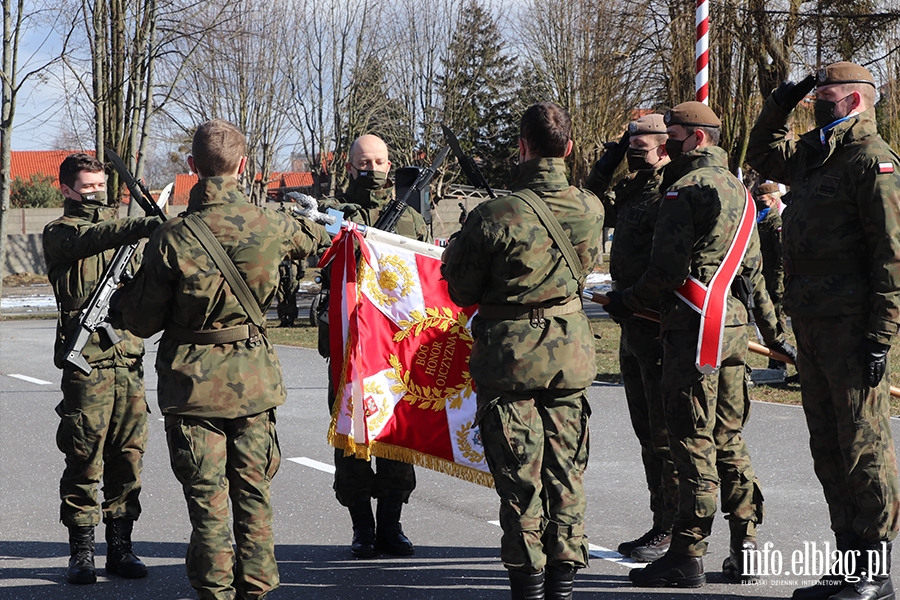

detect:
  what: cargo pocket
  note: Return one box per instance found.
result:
[165,416,198,487]
[55,400,90,462]
[573,409,590,474]
[265,410,282,481]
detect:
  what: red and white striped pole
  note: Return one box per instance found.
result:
[696,0,709,104]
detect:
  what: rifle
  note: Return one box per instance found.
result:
[61,150,168,375]
[441,124,496,199]
[372,145,450,233]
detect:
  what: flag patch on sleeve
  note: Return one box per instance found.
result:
[878,162,895,174]
[665,191,680,200]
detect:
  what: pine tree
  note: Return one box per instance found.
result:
[439,0,521,189]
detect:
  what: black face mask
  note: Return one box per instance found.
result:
[626,147,653,171]
[665,137,687,160]
[814,99,838,129]
[77,190,107,206]
[352,169,387,190]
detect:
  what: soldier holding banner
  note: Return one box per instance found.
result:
[441,102,604,600]
[317,134,430,559]
[748,61,900,600]
[604,101,795,587]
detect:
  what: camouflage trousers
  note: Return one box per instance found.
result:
[477,386,591,572]
[619,317,678,532]
[661,324,763,557]
[327,374,415,507]
[56,362,147,528]
[793,314,900,542]
[165,409,281,600]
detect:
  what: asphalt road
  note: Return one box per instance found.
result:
[0,318,894,599]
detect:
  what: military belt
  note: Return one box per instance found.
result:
[784,259,864,277]
[166,323,263,345]
[478,297,583,326]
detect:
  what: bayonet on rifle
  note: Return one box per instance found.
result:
[441,124,496,199]
[61,150,167,375]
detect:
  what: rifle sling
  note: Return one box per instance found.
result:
[513,188,585,288]
[182,213,266,329]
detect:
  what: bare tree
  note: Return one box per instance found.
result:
[1,1,70,292]
[515,0,653,183]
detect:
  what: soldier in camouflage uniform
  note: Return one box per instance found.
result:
[585,113,678,563]
[747,61,900,600]
[118,120,328,600]
[317,134,429,559]
[753,182,788,370]
[604,102,795,588]
[441,102,603,600]
[43,153,161,585]
[275,257,301,327]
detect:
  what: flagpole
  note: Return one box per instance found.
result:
[696,0,710,104]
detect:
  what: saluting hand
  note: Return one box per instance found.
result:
[770,74,816,112]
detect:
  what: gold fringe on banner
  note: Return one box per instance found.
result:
[326,431,494,488]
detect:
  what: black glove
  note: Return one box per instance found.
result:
[602,290,633,320]
[863,339,890,388]
[770,74,816,112]
[768,339,797,365]
[593,131,631,179]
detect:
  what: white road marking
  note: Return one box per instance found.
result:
[486,519,643,569]
[287,456,336,474]
[7,374,52,385]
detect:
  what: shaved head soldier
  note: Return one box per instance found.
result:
[317,133,431,559]
[748,61,900,600]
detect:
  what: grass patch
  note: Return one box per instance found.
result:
[3,273,49,287]
[266,320,320,349]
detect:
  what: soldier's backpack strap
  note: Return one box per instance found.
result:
[182,213,265,329]
[513,188,585,288]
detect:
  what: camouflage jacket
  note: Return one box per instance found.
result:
[43,199,159,370]
[587,164,665,301]
[621,146,782,346]
[319,177,431,241]
[440,157,604,392]
[118,176,329,418]
[747,98,900,345]
[756,206,784,303]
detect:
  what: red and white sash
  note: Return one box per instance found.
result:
[674,187,756,374]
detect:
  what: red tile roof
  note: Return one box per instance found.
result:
[282,172,314,188]
[10,150,96,187]
[169,173,198,206]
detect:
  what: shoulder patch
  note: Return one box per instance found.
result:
[665,190,680,200]
[878,161,895,175]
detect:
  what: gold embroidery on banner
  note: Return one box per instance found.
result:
[363,381,390,432]
[360,254,415,307]
[386,354,474,411]
[456,421,485,464]
[394,308,474,344]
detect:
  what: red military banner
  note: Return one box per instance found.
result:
[319,225,492,487]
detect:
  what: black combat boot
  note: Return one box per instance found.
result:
[618,527,664,557]
[375,498,414,556]
[509,568,545,600]
[545,564,574,599]
[631,530,672,563]
[723,538,760,583]
[830,541,894,600]
[792,532,859,599]
[348,501,376,558]
[105,519,148,578]
[67,526,97,584]
[629,549,705,588]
